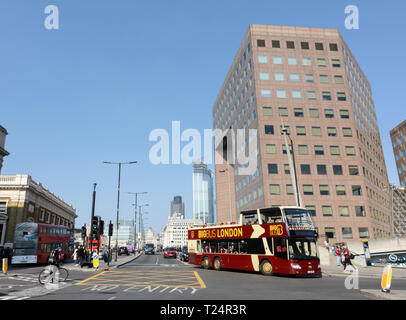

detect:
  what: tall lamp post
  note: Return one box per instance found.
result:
[103,161,137,261]
[282,127,302,207]
[219,168,233,223]
[127,192,147,253]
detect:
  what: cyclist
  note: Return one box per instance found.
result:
[49,247,64,269]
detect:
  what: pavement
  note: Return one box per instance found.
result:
[321,263,406,300]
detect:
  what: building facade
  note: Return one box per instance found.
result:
[161,215,203,248]
[170,196,185,218]
[0,126,9,174]
[390,185,406,237]
[390,120,406,186]
[108,219,135,247]
[0,174,77,247]
[213,24,391,243]
[192,161,215,224]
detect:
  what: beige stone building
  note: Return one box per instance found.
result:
[0,174,77,247]
[212,24,391,243]
[0,126,9,174]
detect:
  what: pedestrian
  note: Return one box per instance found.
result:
[342,245,356,271]
[335,246,342,266]
[72,246,79,265]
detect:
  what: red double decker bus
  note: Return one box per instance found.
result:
[188,206,321,276]
[12,222,72,264]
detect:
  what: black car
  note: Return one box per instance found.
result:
[118,246,129,256]
[145,244,155,255]
[180,246,188,262]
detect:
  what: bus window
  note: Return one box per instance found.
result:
[242,213,258,226]
[288,239,318,260]
[239,240,247,254]
[246,239,265,255]
[260,207,283,224]
[274,238,288,259]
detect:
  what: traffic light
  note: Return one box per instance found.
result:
[81,226,86,240]
[99,220,104,235]
[108,222,113,237]
[91,216,100,237]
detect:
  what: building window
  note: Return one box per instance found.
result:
[342,227,353,239]
[278,107,288,117]
[309,108,319,118]
[289,73,300,82]
[268,164,278,174]
[286,41,295,49]
[332,59,341,67]
[274,72,284,81]
[317,164,327,175]
[0,201,7,215]
[298,145,309,155]
[265,144,276,154]
[319,185,330,195]
[311,127,322,136]
[284,164,290,174]
[306,205,316,216]
[315,42,324,50]
[257,39,266,47]
[324,109,334,118]
[317,58,327,67]
[303,185,314,195]
[343,128,353,137]
[336,185,346,196]
[302,57,312,66]
[322,92,332,101]
[337,92,347,101]
[355,206,366,217]
[263,106,273,116]
[264,125,274,135]
[307,91,317,100]
[301,42,310,49]
[334,75,344,84]
[272,40,281,48]
[286,184,294,195]
[352,185,362,196]
[39,208,45,221]
[288,57,297,65]
[339,206,350,216]
[333,165,343,175]
[273,56,283,64]
[327,127,337,137]
[325,227,336,239]
[340,110,350,119]
[348,165,359,175]
[294,108,304,117]
[359,227,369,238]
[322,206,333,216]
[346,146,356,156]
[319,74,329,83]
[261,89,271,98]
[269,184,280,195]
[314,145,324,155]
[329,43,338,51]
[260,72,269,80]
[291,90,302,99]
[276,90,287,99]
[258,55,268,64]
[301,164,311,175]
[296,126,306,136]
[330,146,340,155]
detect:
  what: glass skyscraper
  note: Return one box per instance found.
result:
[193,162,215,224]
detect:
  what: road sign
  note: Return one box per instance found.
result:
[381,264,392,293]
[93,253,99,268]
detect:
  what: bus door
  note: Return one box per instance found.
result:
[273,237,290,273]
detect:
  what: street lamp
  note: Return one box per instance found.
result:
[219,168,233,223]
[127,192,147,253]
[281,127,302,207]
[139,204,149,248]
[103,161,137,261]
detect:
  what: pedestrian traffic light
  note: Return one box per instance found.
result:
[108,222,113,237]
[81,226,86,240]
[99,220,104,235]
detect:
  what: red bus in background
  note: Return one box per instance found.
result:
[12,222,72,264]
[188,206,321,277]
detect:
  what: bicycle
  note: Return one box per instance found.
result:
[38,264,69,285]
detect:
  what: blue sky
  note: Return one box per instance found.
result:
[1,0,405,233]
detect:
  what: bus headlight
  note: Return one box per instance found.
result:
[291,264,302,270]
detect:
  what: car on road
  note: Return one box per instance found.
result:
[179,246,188,262]
[145,243,155,255]
[118,246,130,256]
[163,247,177,258]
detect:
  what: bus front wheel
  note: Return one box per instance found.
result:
[260,260,274,276]
[202,257,210,269]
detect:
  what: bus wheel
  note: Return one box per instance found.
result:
[202,257,210,269]
[213,257,222,271]
[260,260,274,276]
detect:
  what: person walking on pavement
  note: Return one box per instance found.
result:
[72,246,79,265]
[342,245,356,271]
[335,246,342,266]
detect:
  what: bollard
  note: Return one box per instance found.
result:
[381,264,392,293]
[2,258,8,274]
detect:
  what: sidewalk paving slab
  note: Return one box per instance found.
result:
[360,289,406,300]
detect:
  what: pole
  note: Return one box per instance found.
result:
[115,163,121,262]
[90,183,97,262]
[108,220,112,267]
[288,135,301,207]
[134,193,138,254]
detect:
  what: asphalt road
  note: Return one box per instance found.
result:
[2,253,406,301]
